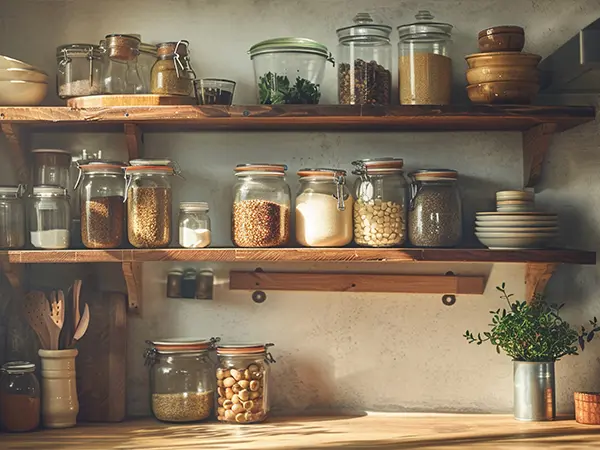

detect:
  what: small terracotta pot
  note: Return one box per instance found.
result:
[575,392,600,425]
[478,26,525,52]
[38,349,79,428]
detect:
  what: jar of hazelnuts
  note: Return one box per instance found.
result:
[215,343,276,424]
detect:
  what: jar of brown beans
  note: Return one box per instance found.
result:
[232,164,291,248]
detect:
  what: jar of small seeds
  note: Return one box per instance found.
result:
[145,338,217,423]
[151,40,196,96]
[352,158,408,247]
[125,159,179,248]
[232,164,291,248]
[409,169,462,247]
[216,343,276,424]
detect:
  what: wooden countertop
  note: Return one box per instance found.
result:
[2,414,600,449]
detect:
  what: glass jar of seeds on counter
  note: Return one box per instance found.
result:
[56,44,103,98]
[409,169,462,247]
[151,41,196,96]
[216,343,276,424]
[337,13,392,105]
[75,161,126,249]
[125,159,178,248]
[179,202,211,248]
[352,158,408,247]
[296,169,353,247]
[232,164,290,248]
[145,338,217,423]
[0,186,26,249]
[29,186,71,249]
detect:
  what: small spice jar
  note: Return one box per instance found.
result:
[352,158,408,247]
[409,169,462,247]
[75,161,126,249]
[145,338,217,423]
[32,149,72,189]
[0,186,26,249]
[166,269,183,298]
[232,164,291,248]
[195,270,214,300]
[178,202,211,248]
[102,34,144,94]
[397,11,453,105]
[56,44,103,98]
[151,41,196,96]
[216,343,276,424]
[337,13,392,105]
[296,168,353,247]
[0,361,41,432]
[125,159,178,248]
[29,186,71,249]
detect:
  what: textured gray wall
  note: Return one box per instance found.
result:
[0,0,600,417]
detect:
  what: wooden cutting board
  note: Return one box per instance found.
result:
[77,290,127,422]
[67,94,196,108]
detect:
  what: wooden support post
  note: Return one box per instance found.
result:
[124,124,143,160]
[523,123,557,188]
[1,123,30,185]
[121,262,143,314]
[525,263,558,303]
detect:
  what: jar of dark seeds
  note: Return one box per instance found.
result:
[75,161,126,249]
[336,13,392,105]
[125,159,178,248]
[408,169,462,247]
[232,164,291,248]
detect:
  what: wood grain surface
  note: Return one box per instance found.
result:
[67,95,196,108]
[2,415,600,449]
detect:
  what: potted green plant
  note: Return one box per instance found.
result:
[464,283,600,421]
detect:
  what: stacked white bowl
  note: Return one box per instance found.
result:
[496,190,534,212]
[0,55,48,105]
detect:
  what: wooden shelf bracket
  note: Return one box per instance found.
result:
[1,123,30,185]
[124,123,144,160]
[525,262,558,303]
[122,262,143,314]
[523,123,557,189]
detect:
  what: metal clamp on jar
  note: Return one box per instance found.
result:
[56,44,103,98]
[151,40,196,96]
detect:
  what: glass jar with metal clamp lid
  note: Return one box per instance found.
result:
[352,158,408,247]
[0,361,40,432]
[102,34,144,95]
[145,338,219,423]
[151,40,196,96]
[295,168,353,247]
[0,185,26,249]
[56,44,103,98]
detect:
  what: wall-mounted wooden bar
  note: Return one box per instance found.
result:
[229,271,486,294]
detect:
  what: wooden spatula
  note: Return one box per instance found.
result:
[22,291,51,350]
[46,291,62,350]
[72,303,90,344]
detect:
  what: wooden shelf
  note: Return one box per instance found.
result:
[1,247,594,264]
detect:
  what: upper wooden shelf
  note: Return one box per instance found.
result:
[1,248,595,264]
[0,104,594,132]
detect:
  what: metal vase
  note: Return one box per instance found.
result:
[513,361,556,421]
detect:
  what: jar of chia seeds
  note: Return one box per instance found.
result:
[409,169,462,247]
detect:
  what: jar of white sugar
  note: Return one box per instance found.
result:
[56,44,103,99]
[178,202,211,248]
[296,168,353,247]
[29,186,71,249]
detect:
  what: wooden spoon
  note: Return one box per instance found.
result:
[72,303,90,344]
[73,280,82,329]
[22,291,51,350]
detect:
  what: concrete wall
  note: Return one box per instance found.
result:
[1,0,600,416]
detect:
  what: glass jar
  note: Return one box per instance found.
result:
[0,186,25,249]
[102,34,144,94]
[232,164,291,248]
[296,169,353,247]
[56,44,103,98]
[166,269,183,298]
[0,361,40,432]
[75,161,126,249]
[125,160,177,248]
[29,186,70,249]
[397,10,453,105]
[138,42,158,94]
[248,38,334,104]
[216,343,275,424]
[151,41,196,96]
[337,13,392,105]
[145,339,217,423]
[179,202,211,248]
[32,149,72,189]
[409,169,462,247]
[352,158,408,247]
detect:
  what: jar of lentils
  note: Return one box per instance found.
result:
[125,159,178,248]
[232,164,290,248]
[216,343,275,424]
[145,338,217,423]
[409,169,462,247]
[151,41,196,96]
[352,158,408,247]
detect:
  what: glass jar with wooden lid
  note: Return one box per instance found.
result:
[0,361,40,432]
[151,40,196,96]
[352,158,408,247]
[102,34,144,94]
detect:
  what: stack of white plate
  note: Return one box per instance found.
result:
[0,55,48,105]
[496,190,534,212]
[475,212,558,249]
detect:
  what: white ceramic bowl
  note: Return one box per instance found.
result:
[476,213,557,222]
[475,220,558,228]
[0,55,46,74]
[475,226,558,233]
[0,68,48,83]
[497,206,536,212]
[496,190,534,201]
[475,233,556,249]
[0,80,47,105]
